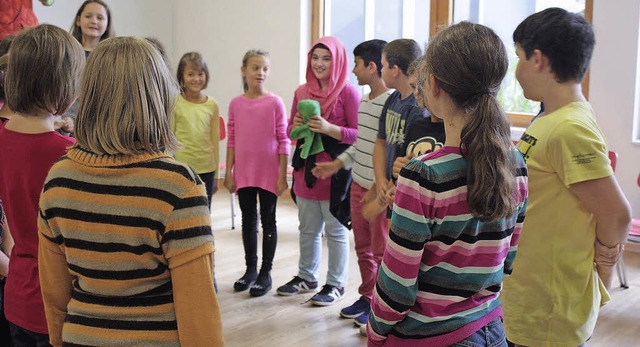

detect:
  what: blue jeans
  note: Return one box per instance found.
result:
[296,197,349,287]
[452,318,507,347]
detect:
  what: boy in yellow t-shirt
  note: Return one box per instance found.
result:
[501,7,631,347]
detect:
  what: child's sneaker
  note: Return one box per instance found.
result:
[310,284,344,306]
[249,272,272,297]
[354,310,369,326]
[276,276,318,296]
[359,324,367,337]
[340,296,369,318]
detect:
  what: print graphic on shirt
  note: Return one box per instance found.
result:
[571,152,597,165]
[517,132,537,162]
[385,109,406,145]
[406,136,443,158]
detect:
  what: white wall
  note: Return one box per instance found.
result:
[590,1,640,217]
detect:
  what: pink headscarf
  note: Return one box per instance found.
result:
[295,36,349,118]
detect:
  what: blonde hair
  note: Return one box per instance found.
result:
[73,37,179,155]
[5,25,84,115]
[177,52,209,91]
[241,49,269,92]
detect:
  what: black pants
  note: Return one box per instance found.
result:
[9,323,50,347]
[237,187,278,273]
[198,171,216,210]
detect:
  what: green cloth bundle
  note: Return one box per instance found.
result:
[290,99,324,159]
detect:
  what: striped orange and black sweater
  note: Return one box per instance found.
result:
[38,149,223,347]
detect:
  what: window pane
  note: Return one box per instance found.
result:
[453,0,586,114]
[374,0,403,42]
[327,0,366,88]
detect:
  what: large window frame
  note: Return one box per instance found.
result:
[310,0,593,128]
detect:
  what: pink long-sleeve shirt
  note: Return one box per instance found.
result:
[227,93,290,195]
[287,84,360,200]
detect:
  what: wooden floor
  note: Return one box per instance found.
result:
[210,188,640,347]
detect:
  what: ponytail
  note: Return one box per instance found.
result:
[460,94,517,221]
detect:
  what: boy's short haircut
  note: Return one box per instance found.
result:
[5,25,85,116]
[353,39,388,77]
[513,7,595,83]
[382,39,422,76]
[74,37,179,155]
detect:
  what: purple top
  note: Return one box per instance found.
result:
[227,93,290,194]
[287,84,360,200]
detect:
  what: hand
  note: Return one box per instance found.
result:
[376,179,389,205]
[385,185,396,209]
[594,240,624,290]
[308,115,333,134]
[224,176,235,193]
[53,116,65,131]
[292,111,304,128]
[276,176,288,196]
[362,185,377,204]
[312,160,341,179]
[61,117,74,134]
[393,155,412,179]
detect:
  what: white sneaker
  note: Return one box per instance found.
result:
[359,324,367,337]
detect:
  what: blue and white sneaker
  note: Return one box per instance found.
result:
[276,276,318,296]
[310,284,344,306]
[340,296,369,318]
[354,310,369,326]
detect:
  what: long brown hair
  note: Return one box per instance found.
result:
[424,21,516,221]
[70,0,114,44]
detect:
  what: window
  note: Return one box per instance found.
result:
[313,0,431,93]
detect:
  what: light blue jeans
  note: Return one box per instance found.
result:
[453,318,507,347]
[296,197,349,288]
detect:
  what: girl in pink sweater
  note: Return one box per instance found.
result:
[224,49,290,297]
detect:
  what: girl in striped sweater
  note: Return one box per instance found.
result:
[367,22,528,347]
[37,37,223,347]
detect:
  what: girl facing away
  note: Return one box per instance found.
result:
[70,0,114,56]
[367,22,528,347]
[37,37,223,346]
[224,49,290,297]
[275,36,359,306]
[172,52,220,209]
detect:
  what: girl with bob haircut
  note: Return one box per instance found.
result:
[0,24,82,346]
[367,22,528,347]
[37,37,223,346]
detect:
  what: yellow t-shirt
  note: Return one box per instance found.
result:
[502,102,612,347]
[171,95,219,176]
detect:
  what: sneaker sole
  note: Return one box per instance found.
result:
[340,311,365,319]
[311,296,344,307]
[276,287,316,296]
[353,318,367,327]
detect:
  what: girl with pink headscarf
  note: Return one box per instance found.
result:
[276,36,359,306]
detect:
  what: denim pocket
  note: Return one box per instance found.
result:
[451,318,507,347]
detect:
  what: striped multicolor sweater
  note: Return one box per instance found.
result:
[368,146,528,347]
[38,149,222,346]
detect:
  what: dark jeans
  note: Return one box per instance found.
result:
[452,318,507,347]
[9,323,50,347]
[198,171,216,210]
[237,187,278,273]
[0,279,11,347]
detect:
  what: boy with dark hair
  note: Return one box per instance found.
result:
[501,8,631,347]
[312,39,390,327]
[372,39,426,209]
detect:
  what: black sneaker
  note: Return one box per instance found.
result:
[276,276,318,296]
[234,270,258,292]
[310,284,344,306]
[249,272,272,297]
[340,296,369,318]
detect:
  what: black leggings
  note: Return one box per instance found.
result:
[198,171,216,210]
[237,187,278,273]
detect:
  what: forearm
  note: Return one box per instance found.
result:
[373,139,388,186]
[225,147,235,176]
[278,154,288,179]
[324,123,343,141]
[173,250,223,347]
[38,236,72,347]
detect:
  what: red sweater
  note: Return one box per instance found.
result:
[0,127,75,333]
